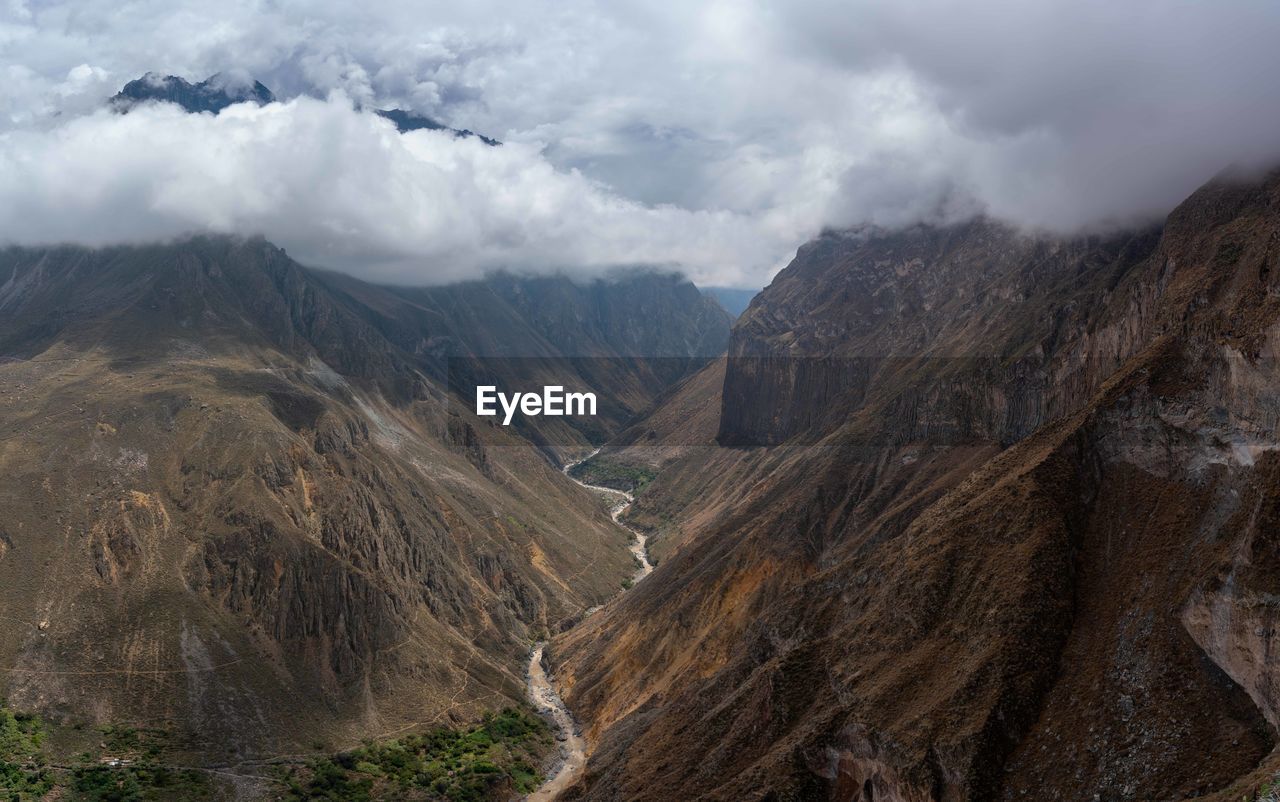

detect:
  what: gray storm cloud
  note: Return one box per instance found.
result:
[3,0,1280,287]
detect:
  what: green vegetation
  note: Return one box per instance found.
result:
[1257,772,1280,802]
[280,707,550,801]
[503,514,531,530]
[1216,239,1245,268]
[0,701,210,802]
[68,762,211,801]
[67,726,211,801]
[1,698,547,802]
[569,457,656,494]
[0,700,53,800]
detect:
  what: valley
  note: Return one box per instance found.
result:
[9,166,1280,800]
[526,450,656,798]
[532,168,1280,801]
[526,642,584,802]
[7,6,1280,801]
[563,451,655,583]
[0,238,724,798]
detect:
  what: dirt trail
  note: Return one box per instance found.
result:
[525,450,653,799]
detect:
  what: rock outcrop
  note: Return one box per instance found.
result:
[719,220,1162,446]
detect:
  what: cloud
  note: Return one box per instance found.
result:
[3,0,1280,287]
[0,96,779,285]
[772,0,1280,230]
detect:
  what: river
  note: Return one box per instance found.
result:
[524,450,653,800]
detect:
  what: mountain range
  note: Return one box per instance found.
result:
[0,235,728,778]
[111,72,500,144]
[6,68,1280,802]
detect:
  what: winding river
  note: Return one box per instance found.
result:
[525,451,653,800]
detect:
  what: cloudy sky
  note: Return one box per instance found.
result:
[3,0,1280,287]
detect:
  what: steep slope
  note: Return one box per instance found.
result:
[552,168,1280,800]
[720,220,1162,447]
[0,236,721,766]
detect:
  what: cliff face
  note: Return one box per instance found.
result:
[0,238,721,759]
[719,220,1162,446]
[553,168,1280,800]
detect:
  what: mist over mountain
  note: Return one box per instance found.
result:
[700,287,757,319]
[0,83,776,287]
[111,70,503,146]
[373,108,501,146]
[8,1,1280,288]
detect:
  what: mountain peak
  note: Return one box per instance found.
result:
[111,71,276,114]
[108,74,501,144]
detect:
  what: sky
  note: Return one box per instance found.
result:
[3,0,1280,288]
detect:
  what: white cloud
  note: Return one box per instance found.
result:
[0,96,783,285]
[3,0,1280,287]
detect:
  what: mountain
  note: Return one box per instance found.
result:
[111,72,275,113]
[0,236,727,781]
[310,266,730,450]
[109,73,502,144]
[718,220,1165,447]
[701,287,757,319]
[374,108,501,145]
[549,167,1280,799]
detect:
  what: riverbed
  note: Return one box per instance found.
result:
[524,451,653,799]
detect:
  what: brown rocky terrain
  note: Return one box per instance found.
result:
[0,237,728,766]
[551,166,1280,800]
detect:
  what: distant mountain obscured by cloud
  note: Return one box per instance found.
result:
[4,0,1280,288]
[0,89,776,286]
[111,72,276,114]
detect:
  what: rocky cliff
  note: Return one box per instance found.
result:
[552,167,1280,800]
[719,220,1162,446]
